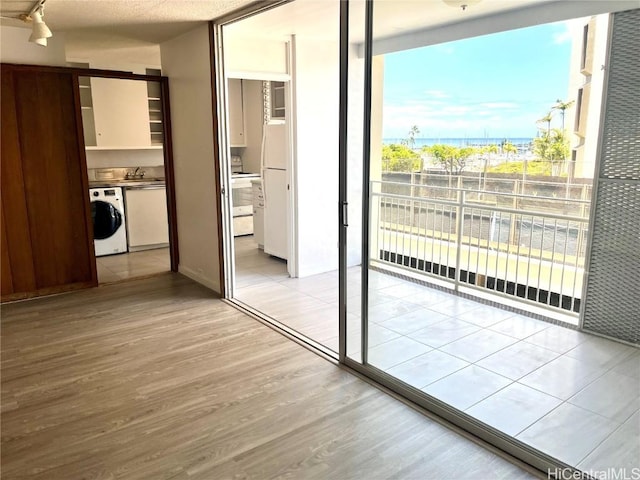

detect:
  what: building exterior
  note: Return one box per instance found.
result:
[566,14,610,179]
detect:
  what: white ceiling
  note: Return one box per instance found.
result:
[2,0,636,57]
[0,0,257,44]
[224,0,554,43]
[1,0,560,46]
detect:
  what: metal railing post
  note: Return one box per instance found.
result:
[454,189,465,292]
[509,179,520,246]
[577,183,588,258]
[409,171,416,231]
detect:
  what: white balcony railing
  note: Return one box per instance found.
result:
[369,180,591,317]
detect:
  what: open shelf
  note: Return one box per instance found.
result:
[146,75,163,146]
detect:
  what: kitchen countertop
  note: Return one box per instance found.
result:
[89,179,166,188]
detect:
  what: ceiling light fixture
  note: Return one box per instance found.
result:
[19,0,52,47]
[442,0,482,11]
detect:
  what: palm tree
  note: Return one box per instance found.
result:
[405,125,421,171]
[478,144,498,192]
[407,125,420,150]
[553,99,575,180]
[537,112,553,136]
[502,141,518,159]
[553,99,575,131]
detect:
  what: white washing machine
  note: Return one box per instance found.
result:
[89,187,128,256]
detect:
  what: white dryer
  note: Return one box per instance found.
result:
[89,187,127,256]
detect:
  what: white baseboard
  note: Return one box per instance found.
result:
[128,243,170,252]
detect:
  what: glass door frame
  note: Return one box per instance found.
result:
[212,2,296,302]
[337,0,593,476]
[212,1,341,360]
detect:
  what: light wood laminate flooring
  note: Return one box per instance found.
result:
[97,247,170,284]
[1,274,538,479]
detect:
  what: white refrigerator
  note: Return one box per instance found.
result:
[261,123,289,260]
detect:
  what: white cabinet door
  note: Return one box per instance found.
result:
[124,187,169,250]
[263,123,288,170]
[228,79,246,147]
[263,169,287,260]
[233,216,253,237]
[252,182,264,247]
[253,207,264,248]
[91,77,151,147]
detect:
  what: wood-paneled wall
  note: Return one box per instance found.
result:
[1,66,97,301]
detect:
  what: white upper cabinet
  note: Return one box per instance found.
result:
[228,79,246,147]
[89,77,152,148]
[270,81,286,121]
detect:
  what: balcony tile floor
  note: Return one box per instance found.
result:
[233,235,639,472]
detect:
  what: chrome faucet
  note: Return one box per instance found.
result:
[125,167,146,180]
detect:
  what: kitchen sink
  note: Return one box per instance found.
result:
[88,178,166,187]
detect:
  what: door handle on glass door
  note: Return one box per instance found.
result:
[342,201,348,227]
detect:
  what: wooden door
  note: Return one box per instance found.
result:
[1,67,97,301]
[1,69,36,297]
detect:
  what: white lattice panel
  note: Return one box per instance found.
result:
[582,9,640,345]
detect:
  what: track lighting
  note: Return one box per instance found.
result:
[19,0,52,47]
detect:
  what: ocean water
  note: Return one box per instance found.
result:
[383,137,534,149]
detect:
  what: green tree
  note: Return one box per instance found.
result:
[422,144,476,174]
[399,125,422,170]
[553,99,575,181]
[478,144,498,176]
[502,141,518,158]
[532,128,570,176]
[381,143,421,172]
[479,144,499,157]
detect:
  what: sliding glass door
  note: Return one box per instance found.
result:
[343,0,639,477]
[220,1,350,355]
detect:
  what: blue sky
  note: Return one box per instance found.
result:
[382,21,574,139]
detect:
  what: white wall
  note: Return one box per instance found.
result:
[85,149,165,169]
[224,38,288,77]
[293,36,340,277]
[346,44,366,269]
[65,31,161,72]
[366,56,386,264]
[160,24,221,293]
[0,25,66,66]
[579,14,610,179]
